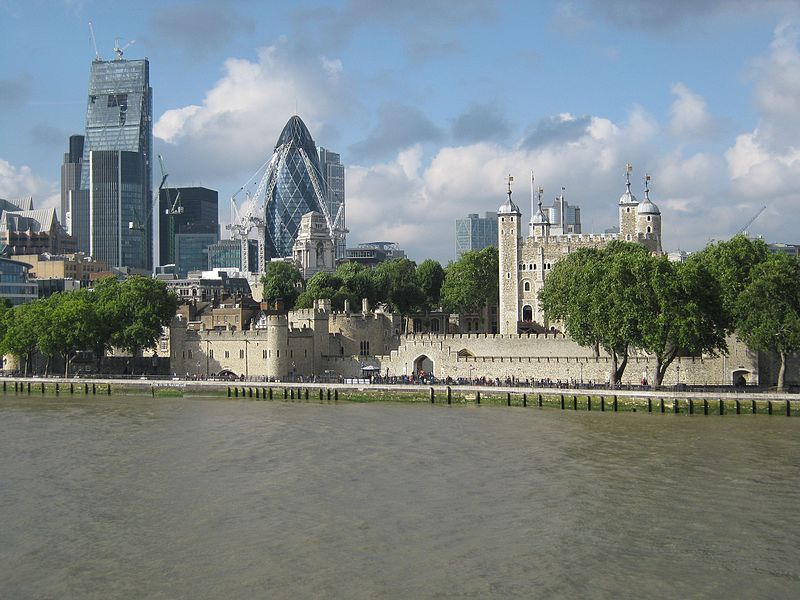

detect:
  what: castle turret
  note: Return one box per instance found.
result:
[636,174,662,253]
[498,174,521,335]
[618,162,639,240]
[265,314,290,378]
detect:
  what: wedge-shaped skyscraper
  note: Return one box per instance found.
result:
[74,55,152,270]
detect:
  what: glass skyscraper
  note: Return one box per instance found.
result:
[158,186,219,269]
[76,56,152,270]
[319,147,346,259]
[262,116,331,260]
[455,212,498,258]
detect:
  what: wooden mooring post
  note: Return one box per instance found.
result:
[430,388,435,404]
[447,387,452,405]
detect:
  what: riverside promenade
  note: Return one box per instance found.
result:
[1,376,798,415]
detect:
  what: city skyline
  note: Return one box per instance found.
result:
[2,1,800,262]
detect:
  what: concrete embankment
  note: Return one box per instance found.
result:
[2,376,798,416]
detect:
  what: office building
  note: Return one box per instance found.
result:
[208,239,259,272]
[0,257,37,305]
[455,212,498,258]
[543,193,581,235]
[60,135,84,235]
[0,206,76,256]
[73,55,152,270]
[175,233,218,278]
[319,147,346,259]
[158,186,219,275]
[261,115,331,260]
[15,252,108,286]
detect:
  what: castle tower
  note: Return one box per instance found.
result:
[618,163,639,241]
[265,314,290,378]
[530,185,550,238]
[636,174,662,253]
[498,175,522,335]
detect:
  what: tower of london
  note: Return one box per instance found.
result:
[498,165,662,334]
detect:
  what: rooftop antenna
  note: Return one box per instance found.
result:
[530,171,535,222]
[89,21,101,61]
[113,37,136,60]
[625,162,633,193]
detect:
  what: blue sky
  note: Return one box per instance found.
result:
[2,0,800,262]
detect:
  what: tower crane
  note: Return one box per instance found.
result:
[735,205,767,237]
[113,38,136,60]
[88,22,101,61]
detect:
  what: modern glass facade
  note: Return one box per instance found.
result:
[60,134,83,235]
[455,212,498,258]
[0,258,37,306]
[78,57,152,270]
[208,239,259,272]
[158,186,219,267]
[319,147,346,259]
[175,233,218,277]
[263,116,329,259]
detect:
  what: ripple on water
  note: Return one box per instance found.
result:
[0,396,799,599]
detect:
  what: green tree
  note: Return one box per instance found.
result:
[690,235,770,331]
[440,246,499,313]
[735,253,800,390]
[416,259,445,310]
[635,256,727,386]
[539,242,649,384]
[35,291,98,377]
[372,258,424,319]
[260,261,303,309]
[0,301,43,375]
[109,277,178,373]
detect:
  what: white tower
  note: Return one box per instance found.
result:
[498,174,522,335]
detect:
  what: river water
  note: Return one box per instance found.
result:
[1,394,798,599]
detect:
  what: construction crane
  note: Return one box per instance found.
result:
[735,205,767,237]
[129,154,174,270]
[113,38,136,60]
[88,22,101,61]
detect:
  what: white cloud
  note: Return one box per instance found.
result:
[0,158,59,212]
[669,82,716,140]
[153,38,355,182]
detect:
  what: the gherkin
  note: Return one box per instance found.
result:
[263,116,328,259]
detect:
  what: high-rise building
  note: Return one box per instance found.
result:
[158,186,219,274]
[73,55,152,271]
[262,116,332,260]
[455,212,498,258]
[318,147,346,259]
[544,193,581,235]
[60,135,84,237]
[208,239,259,272]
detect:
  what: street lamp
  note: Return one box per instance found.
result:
[676,365,681,388]
[469,365,474,384]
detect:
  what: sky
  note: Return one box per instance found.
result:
[2,0,800,263]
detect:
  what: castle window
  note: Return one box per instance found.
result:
[523,281,531,292]
[533,264,537,270]
[304,350,307,358]
[626,234,631,241]
[507,273,511,278]
[209,350,213,358]
[626,207,631,213]
[224,350,230,359]
[647,226,651,233]
[277,350,280,358]
[187,350,192,359]
[263,349,268,359]
[501,217,505,223]
[647,216,652,222]
[519,263,525,270]
[239,349,244,359]
[529,264,533,270]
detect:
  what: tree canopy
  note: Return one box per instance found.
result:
[260,261,303,309]
[734,252,800,390]
[440,246,499,314]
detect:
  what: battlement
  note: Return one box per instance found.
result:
[524,233,620,245]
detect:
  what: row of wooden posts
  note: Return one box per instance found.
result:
[226,385,793,416]
[2,380,792,416]
[3,380,111,396]
[228,386,339,402]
